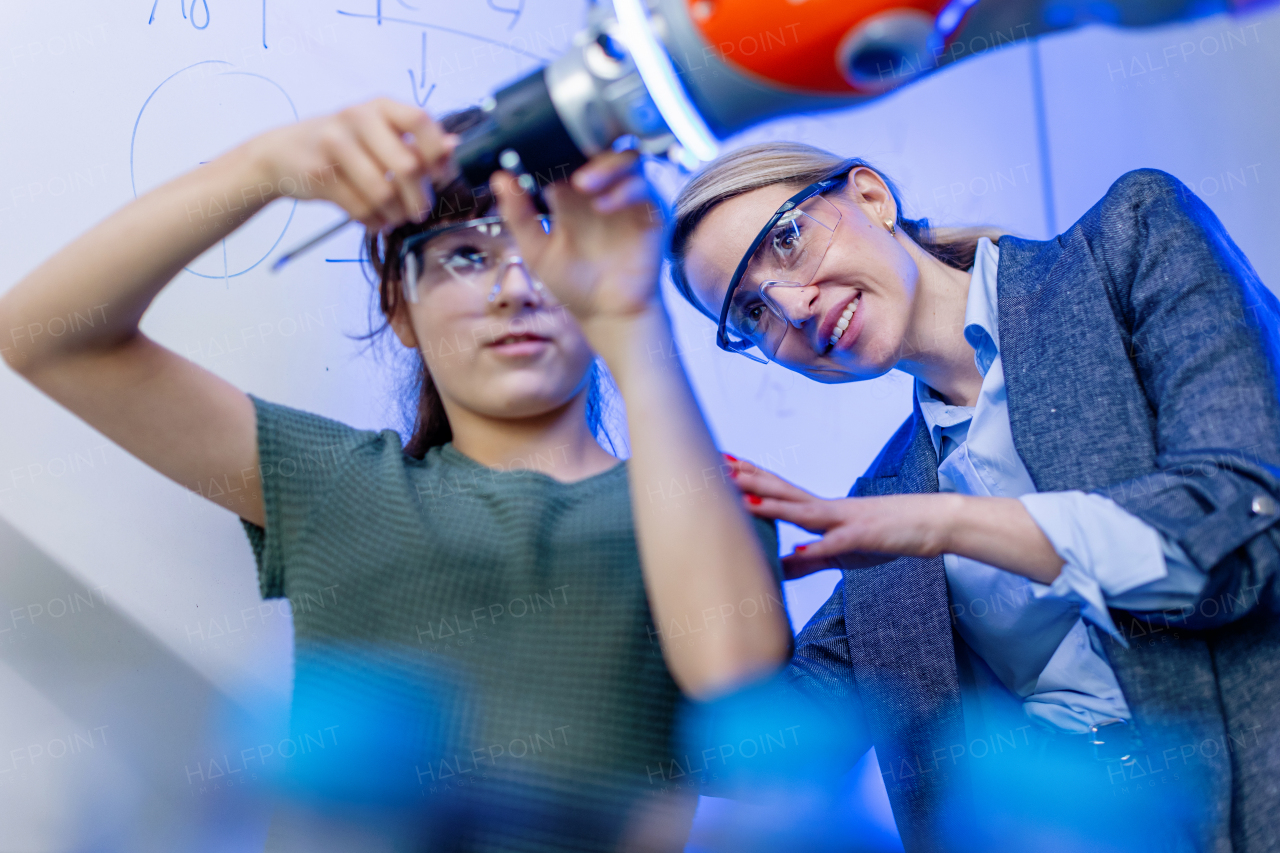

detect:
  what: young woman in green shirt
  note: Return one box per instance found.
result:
[0,99,790,851]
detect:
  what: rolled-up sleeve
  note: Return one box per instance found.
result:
[1083,169,1280,629]
[1019,490,1206,640]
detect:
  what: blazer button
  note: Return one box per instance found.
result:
[1251,495,1277,516]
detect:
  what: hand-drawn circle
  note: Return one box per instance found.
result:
[131,61,299,279]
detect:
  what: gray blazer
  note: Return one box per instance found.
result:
[788,170,1280,853]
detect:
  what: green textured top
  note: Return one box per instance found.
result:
[238,394,781,851]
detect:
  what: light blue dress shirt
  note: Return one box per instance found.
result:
[918,237,1207,733]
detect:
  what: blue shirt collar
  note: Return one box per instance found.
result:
[963,236,1001,377]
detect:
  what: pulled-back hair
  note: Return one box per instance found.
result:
[360,108,617,459]
[666,142,1007,321]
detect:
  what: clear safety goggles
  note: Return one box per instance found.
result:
[716,160,856,363]
[396,215,553,305]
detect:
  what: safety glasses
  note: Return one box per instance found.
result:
[397,215,553,305]
[715,159,858,363]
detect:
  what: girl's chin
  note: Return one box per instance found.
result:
[468,396,565,421]
[486,377,580,412]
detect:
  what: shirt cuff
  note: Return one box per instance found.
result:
[1018,491,1180,642]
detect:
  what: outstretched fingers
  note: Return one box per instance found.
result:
[778,550,841,580]
[784,527,897,572]
[740,494,839,534]
[723,456,816,502]
[571,150,653,215]
[571,150,639,192]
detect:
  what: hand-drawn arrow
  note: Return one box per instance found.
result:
[406,31,435,107]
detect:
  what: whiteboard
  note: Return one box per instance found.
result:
[0,0,593,691]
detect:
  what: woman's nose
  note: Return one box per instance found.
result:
[769,285,819,328]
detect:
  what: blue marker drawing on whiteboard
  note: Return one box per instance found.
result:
[131,61,299,280]
[148,0,189,25]
[407,32,435,107]
[190,0,210,29]
[149,0,210,29]
[146,0,268,45]
[336,7,551,61]
[487,0,524,29]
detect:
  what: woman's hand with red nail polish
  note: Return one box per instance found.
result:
[729,458,921,580]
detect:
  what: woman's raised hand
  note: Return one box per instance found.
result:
[723,455,954,579]
[244,97,458,231]
[490,150,663,327]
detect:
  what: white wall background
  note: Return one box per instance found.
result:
[1,1,1277,849]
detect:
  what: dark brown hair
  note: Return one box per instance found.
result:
[360,108,616,459]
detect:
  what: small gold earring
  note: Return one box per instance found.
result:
[885,220,896,235]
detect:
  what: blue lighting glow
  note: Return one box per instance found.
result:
[612,0,719,162]
[935,0,982,37]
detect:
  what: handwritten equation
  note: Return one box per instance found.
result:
[146,0,562,118]
[148,0,270,49]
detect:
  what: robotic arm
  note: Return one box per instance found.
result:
[455,0,1271,189]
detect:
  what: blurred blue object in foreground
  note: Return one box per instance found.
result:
[672,673,903,852]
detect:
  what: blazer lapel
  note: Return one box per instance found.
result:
[845,404,968,845]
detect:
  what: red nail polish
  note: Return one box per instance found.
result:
[723,453,738,461]
[795,545,807,552]
[747,494,762,505]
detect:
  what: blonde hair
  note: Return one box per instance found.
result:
[666,142,1008,320]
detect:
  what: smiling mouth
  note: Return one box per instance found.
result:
[823,294,861,354]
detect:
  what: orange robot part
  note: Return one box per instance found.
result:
[685,0,956,94]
